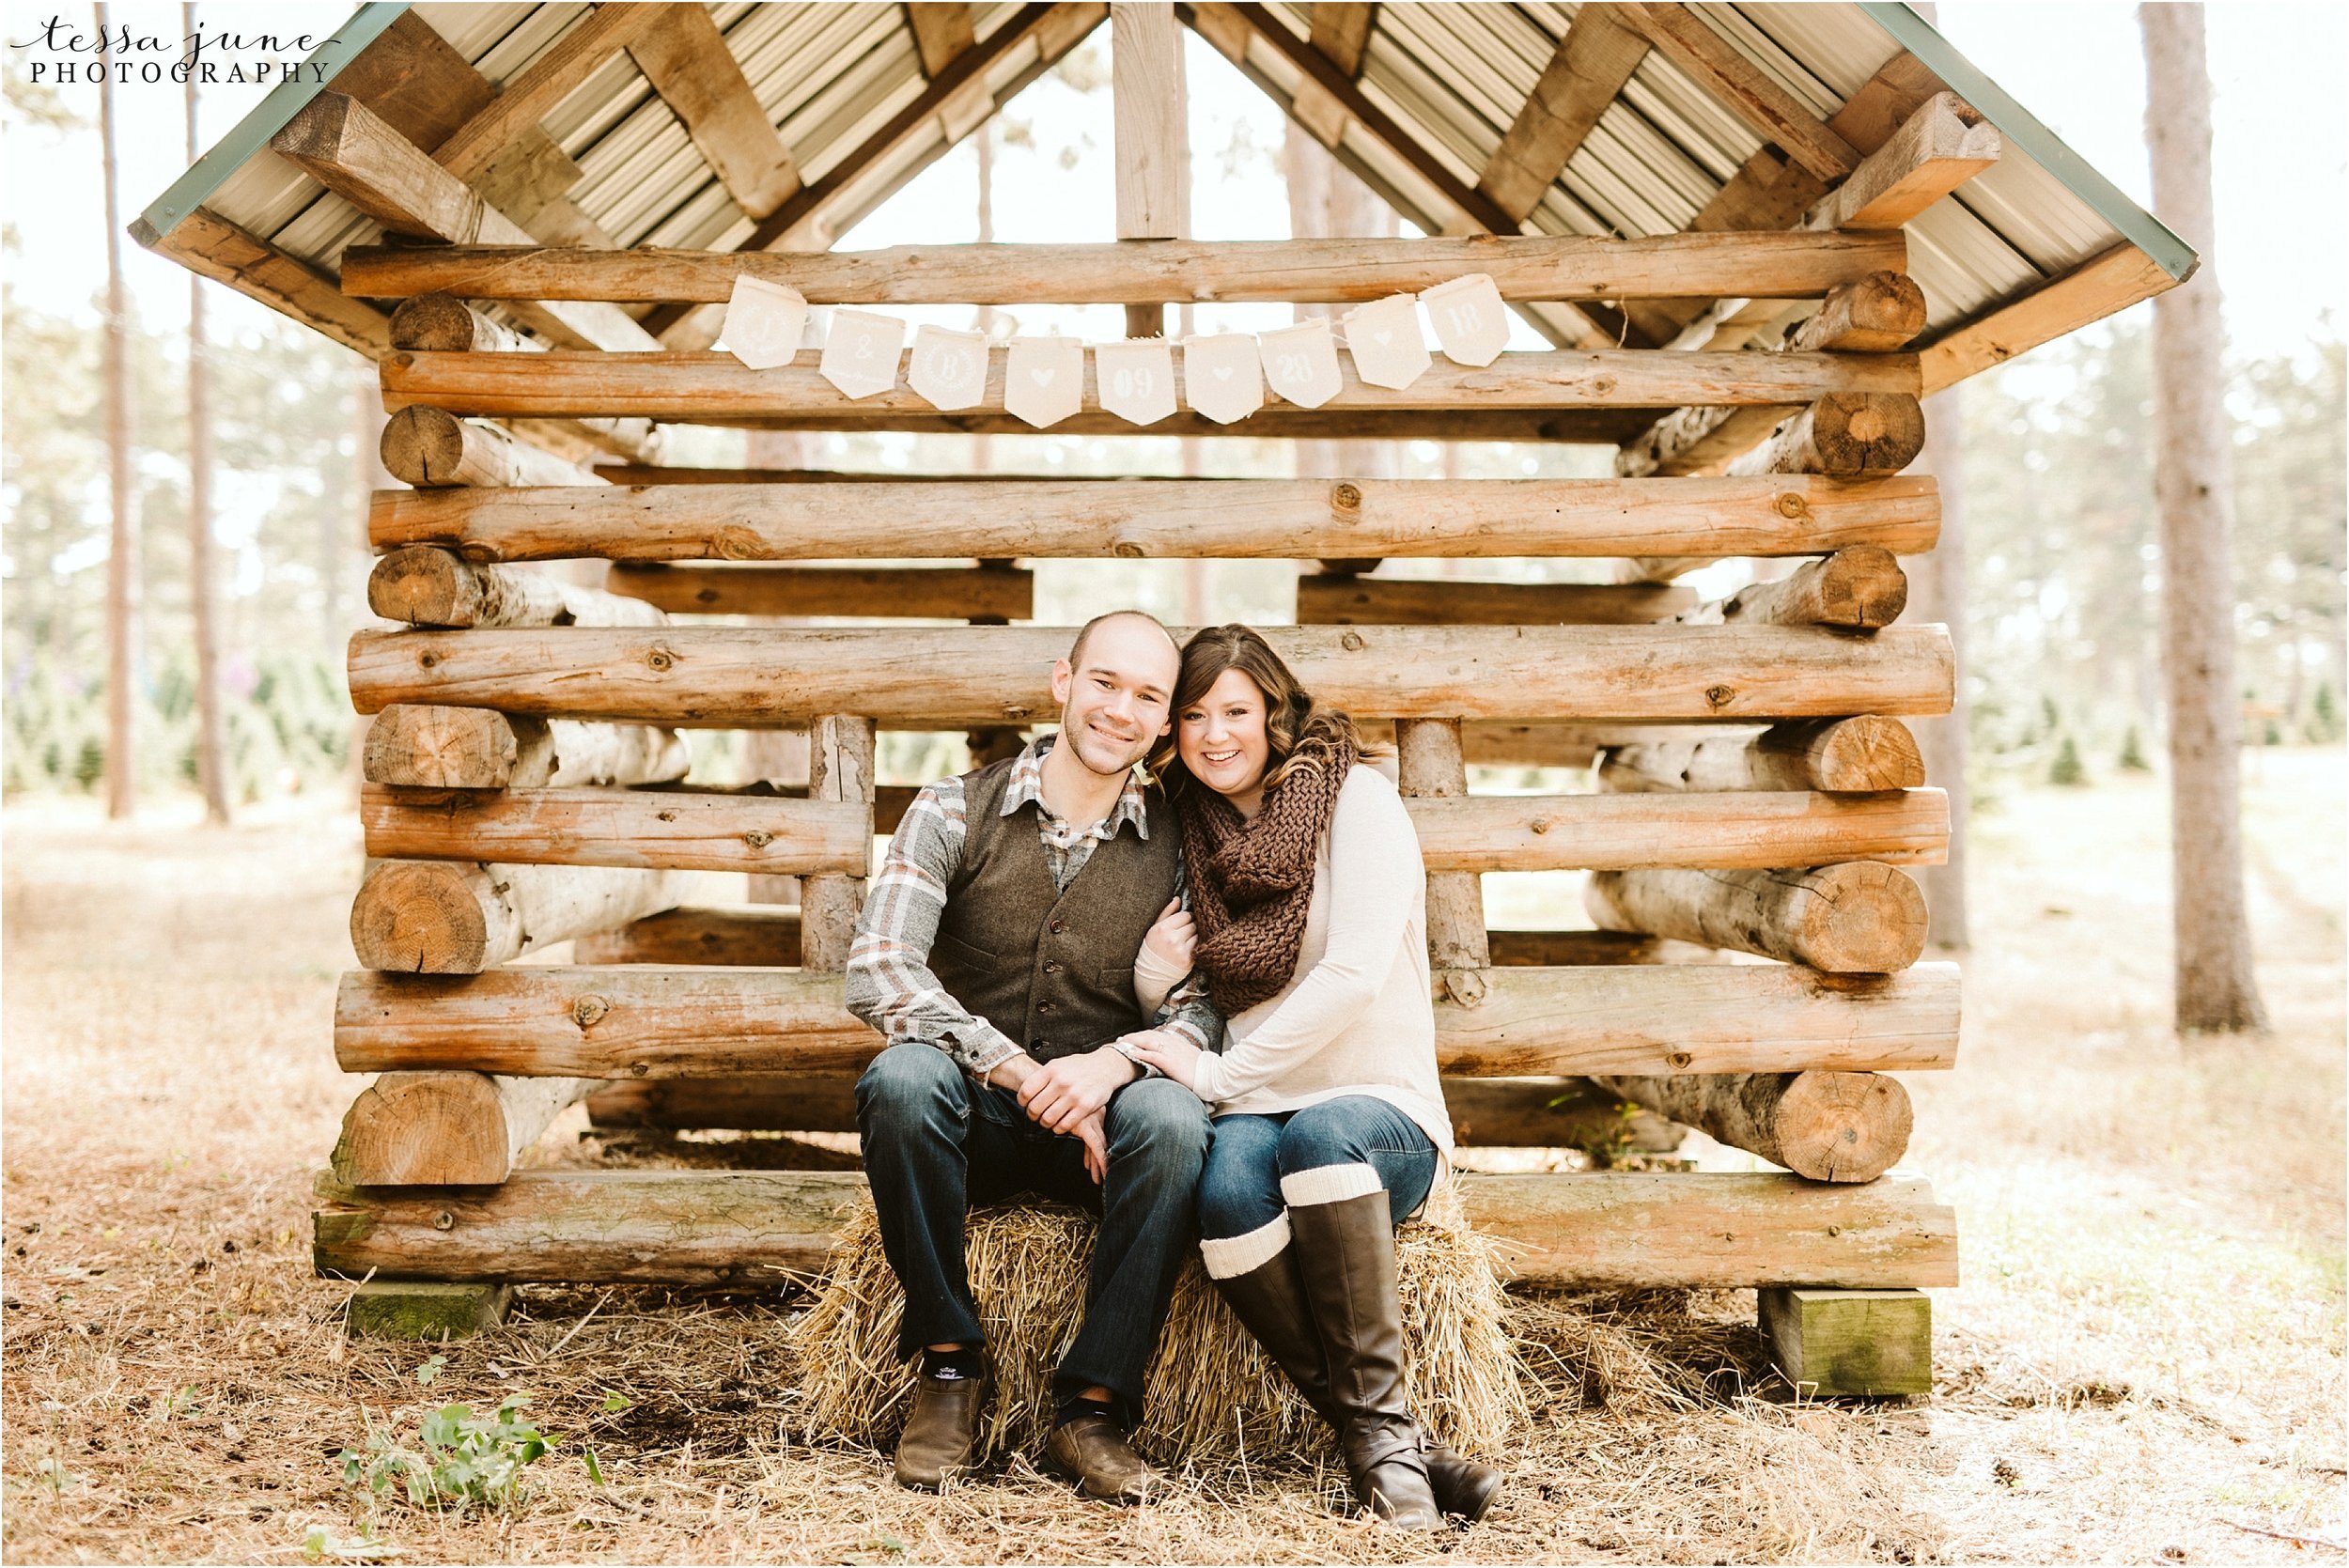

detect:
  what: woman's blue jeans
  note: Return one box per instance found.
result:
[1196,1095,1437,1278]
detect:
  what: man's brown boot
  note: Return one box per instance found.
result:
[1288,1192,1444,1529]
[1214,1251,1502,1523]
[893,1358,989,1490]
[1044,1406,1159,1504]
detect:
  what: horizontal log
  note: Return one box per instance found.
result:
[332,961,1959,1078]
[369,548,667,629]
[349,860,717,974]
[1728,394,1926,479]
[573,908,1716,971]
[312,1168,1958,1289]
[367,476,1940,563]
[1592,1071,1912,1183]
[1692,547,1909,630]
[380,408,603,489]
[388,294,533,353]
[1598,718,1925,795]
[332,1071,604,1186]
[336,231,1909,304]
[378,348,1921,421]
[577,407,1667,443]
[1297,574,1694,626]
[1408,788,1948,871]
[1454,722,1729,769]
[580,1072,1685,1152]
[1587,863,1930,974]
[608,564,1035,620]
[359,784,872,876]
[362,706,690,789]
[345,624,1956,725]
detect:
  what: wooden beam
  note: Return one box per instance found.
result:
[350,860,712,973]
[367,475,1939,564]
[608,564,1034,620]
[1693,547,1910,631]
[1804,92,1998,233]
[1726,393,1926,478]
[333,1071,604,1186]
[360,784,873,877]
[333,960,1961,1078]
[906,3,978,75]
[798,715,876,972]
[380,408,603,489]
[346,623,1957,726]
[1308,3,1376,77]
[431,4,663,184]
[1617,3,1859,181]
[1593,1071,1911,1184]
[270,93,656,352]
[363,706,690,791]
[369,548,667,629]
[130,208,388,358]
[628,4,802,222]
[1113,3,1189,241]
[1409,788,1948,872]
[384,303,663,467]
[1599,716,1925,796]
[378,346,1917,424]
[338,230,1906,304]
[1477,5,1650,224]
[324,8,493,150]
[313,1166,1958,1289]
[1297,575,1693,626]
[1587,862,1930,973]
[1919,242,2182,395]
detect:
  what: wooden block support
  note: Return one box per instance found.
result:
[333,961,1962,1079]
[315,1169,1956,1289]
[333,1071,604,1185]
[1591,1071,1913,1182]
[1759,1286,1933,1397]
[1395,720,1489,988]
[1597,717,1926,794]
[1586,862,1931,974]
[362,706,691,790]
[799,715,875,970]
[367,474,1941,565]
[345,1280,512,1341]
[368,547,668,629]
[345,624,1958,727]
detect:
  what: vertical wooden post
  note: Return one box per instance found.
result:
[1394,719,1489,999]
[1112,1,1187,338]
[801,714,876,970]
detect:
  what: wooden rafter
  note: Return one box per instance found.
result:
[1617,3,1859,181]
[639,1,1097,340]
[1803,92,1999,233]
[627,4,801,223]
[1477,4,1650,225]
[1308,3,1377,78]
[131,207,389,358]
[432,4,662,184]
[906,3,977,76]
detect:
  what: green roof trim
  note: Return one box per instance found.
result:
[136,3,412,242]
[1859,1,2198,282]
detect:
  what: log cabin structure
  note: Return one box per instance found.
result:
[140,1,2192,1390]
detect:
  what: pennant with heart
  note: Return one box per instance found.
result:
[719,275,809,370]
[818,308,907,399]
[1256,318,1345,409]
[1421,272,1510,367]
[908,324,990,411]
[1341,292,1431,390]
[1180,333,1264,424]
[1095,339,1178,426]
[1003,336,1083,427]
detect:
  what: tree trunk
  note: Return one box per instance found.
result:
[2141,2,2266,1032]
[183,14,230,824]
[99,4,140,820]
[1908,391,1971,949]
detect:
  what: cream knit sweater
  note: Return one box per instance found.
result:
[1134,764,1454,1158]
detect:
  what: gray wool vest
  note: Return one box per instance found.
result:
[926,753,1182,1063]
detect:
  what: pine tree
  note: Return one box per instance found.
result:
[2120,725,2153,771]
[2049,735,2088,786]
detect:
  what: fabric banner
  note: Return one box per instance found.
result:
[1180,333,1265,424]
[1095,339,1178,426]
[1341,292,1431,390]
[720,276,807,370]
[1004,335,1084,427]
[908,324,990,411]
[819,308,908,399]
[1421,273,1509,367]
[1257,318,1345,409]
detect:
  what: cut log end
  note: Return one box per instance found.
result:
[333,1072,511,1185]
[1773,1069,1915,1182]
[351,860,496,973]
[1586,862,1929,973]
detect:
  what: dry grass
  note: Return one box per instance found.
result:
[3,752,2343,1562]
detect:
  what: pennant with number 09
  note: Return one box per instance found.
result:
[1095,339,1178,426]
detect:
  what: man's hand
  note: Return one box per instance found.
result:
[1071,1109,1110,1184]
[1017,1047,1138,1135]
[1142,896,1197,972]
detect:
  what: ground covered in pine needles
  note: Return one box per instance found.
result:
[4,753,2343,1564]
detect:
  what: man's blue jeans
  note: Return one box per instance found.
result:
[854,1042,1212,1423]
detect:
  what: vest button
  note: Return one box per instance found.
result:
[1049,920,1066,934]
[1036,1000,1054,1013]
[1043,959,1062,974]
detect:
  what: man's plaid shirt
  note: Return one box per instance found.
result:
[844,734,1221,1079]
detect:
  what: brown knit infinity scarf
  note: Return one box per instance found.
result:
[1179,737,1356,1016]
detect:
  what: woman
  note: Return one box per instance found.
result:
[1126,625,1501,1529]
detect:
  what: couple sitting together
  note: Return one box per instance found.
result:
[843,611,1501,1529]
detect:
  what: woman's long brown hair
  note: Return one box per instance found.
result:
[1148,624,1387,796]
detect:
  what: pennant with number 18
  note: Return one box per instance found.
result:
[1420,273,1508,367]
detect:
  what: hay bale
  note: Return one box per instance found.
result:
[791,1185,1526,1465]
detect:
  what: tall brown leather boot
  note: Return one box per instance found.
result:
[1286,1192,1444,1529]
[1213,1250,1502,1522]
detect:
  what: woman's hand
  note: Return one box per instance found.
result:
[1124,1028,1203,1093]
[1141,896,1196,972]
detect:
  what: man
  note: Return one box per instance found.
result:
[847,611,1218,1502]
